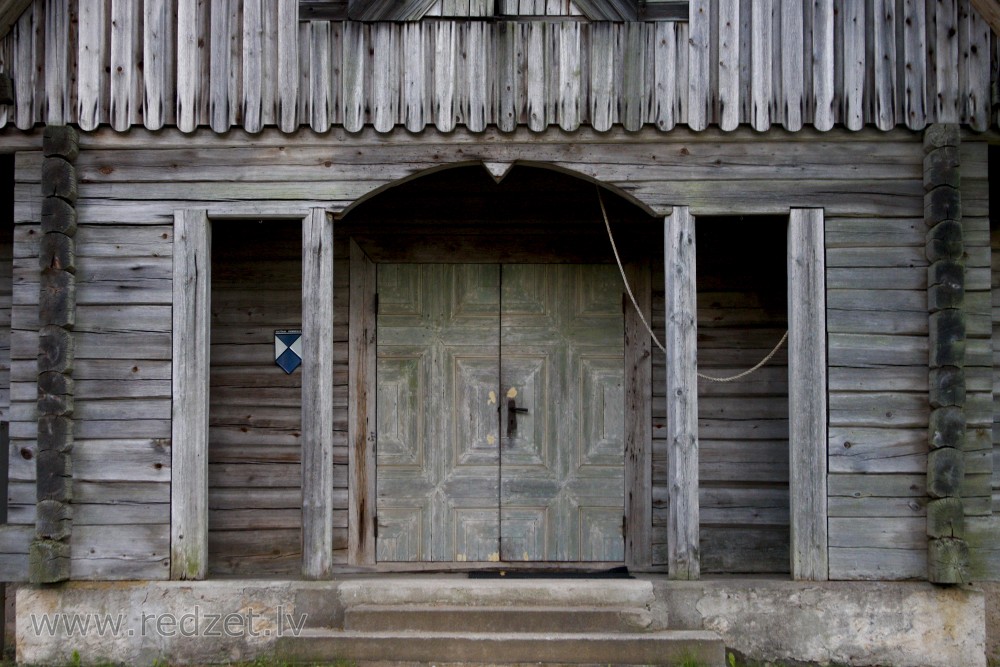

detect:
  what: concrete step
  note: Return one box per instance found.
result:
[276,629,726,666]
[344,604,655,634]
[337,577,656,609]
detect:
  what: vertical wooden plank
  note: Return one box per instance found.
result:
[677,20,689,125]
[842,0,865,130]
[559,21,584,132]
[143,0,165,129]
[403,22,426,132]
[310,20,331,133]
[13,9,36,129]
[209,0,231,131]
[433,21,456,132]
[665,207,699,580]
[468,21,490,132]
[302,208,335,579]
[769,0,783,127]
[961,0,990,131]
[525,21,544,131]
[621,22,645,132]
[349,241,376,566]
[590,21,613,132]
[277,0,298,133]
[872,0,897,130]
[781,0,804,130]
[718,0,739,131]
[242,0,263,133]
[544,21,559,127]
[170,209,210,581]
[751,0,772,131]
[934,0,960,122]
[196,0,210,126]
[653,21,677,131]
[902,0,927,129]
[343,21,365,133]
[297,19,311,127]
[624,261,652,569]
[812,0,834,130]
[688,0,711,130]
[226,0,241,128]
[110,0,135,131]
[45,0,69,125]
[788,208,828,581]
[77,0,105,131]
[176,0,198,132]
[260,0,278,126]
[496,20,516,132]
[372,23,397,132]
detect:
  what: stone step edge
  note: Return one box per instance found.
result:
[277,629,725,666]
[289,629,720,641]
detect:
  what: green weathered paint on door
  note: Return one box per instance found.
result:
[376,264,624,563]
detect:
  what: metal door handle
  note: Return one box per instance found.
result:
[507,398,528,437]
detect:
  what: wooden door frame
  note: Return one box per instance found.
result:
[347,241,654,568]
[170,207,335,581]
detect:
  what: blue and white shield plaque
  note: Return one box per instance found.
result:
[274,329,302,374]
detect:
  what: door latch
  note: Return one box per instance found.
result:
[506,398,528,437]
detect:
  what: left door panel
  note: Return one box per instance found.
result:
[376,265,501,561]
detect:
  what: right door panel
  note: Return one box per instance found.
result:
[500,265,625,562]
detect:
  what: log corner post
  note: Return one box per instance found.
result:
[923,123,970,585]
[664,206,699,580]
[31,125,80,584]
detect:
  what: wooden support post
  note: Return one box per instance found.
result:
[302,208,335,579]
[664,207,699,580]
[170,209,211,580]
[348,240,377,566]
[624,261,652,569]
[787,208,828,581]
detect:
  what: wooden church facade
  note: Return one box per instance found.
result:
[0,0,998,664]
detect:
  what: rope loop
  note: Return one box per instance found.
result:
[598,186,788,383]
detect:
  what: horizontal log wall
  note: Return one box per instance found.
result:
[0,0,994,134]
[0,125,943,581]
[208,221,305,577]
[825,209,931,579]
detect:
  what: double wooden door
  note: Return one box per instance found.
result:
[375,264,626,563]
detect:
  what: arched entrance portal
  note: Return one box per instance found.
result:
[341,165,659,567]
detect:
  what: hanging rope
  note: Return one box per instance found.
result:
[597,186,788,383]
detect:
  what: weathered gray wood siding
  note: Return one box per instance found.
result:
[961,140,992,519]
[208,221,306,576]
[6,145,171,581]
[967,138,998,580]
[1,156,11,423]
[652,218,790,573]
[825,213,930,579]
[0,126,939,581]
[0,0,994,134]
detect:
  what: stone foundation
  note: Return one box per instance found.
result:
[15,577,986,667]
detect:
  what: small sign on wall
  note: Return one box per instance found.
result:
[274,329,302,373]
